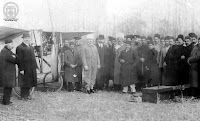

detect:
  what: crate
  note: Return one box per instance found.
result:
[142,85,190,103]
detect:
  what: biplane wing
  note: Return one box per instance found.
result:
[0,26,28,41]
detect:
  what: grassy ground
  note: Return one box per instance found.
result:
[0,90,200,121]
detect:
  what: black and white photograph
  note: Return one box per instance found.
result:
[0,0,200,120]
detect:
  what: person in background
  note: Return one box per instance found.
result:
[136,35,149,89]
[74,37,83,91]
[153,34,161,53]
[64,41,78,92]
[95,35,107,90]
[60,40,70,90]
[0,39,17,105]
[119,41,138,93]
[146,40,159,86]
[16,33,37,100]
[82,34,100,94]
[188,34,200,98]
[114,33,126,91]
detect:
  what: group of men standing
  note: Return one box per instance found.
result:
[62,32,200,98]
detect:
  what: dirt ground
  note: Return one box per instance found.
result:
[0,90,200,121]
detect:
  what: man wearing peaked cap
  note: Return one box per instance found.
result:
[0,39,17,105]
[82,33,100,94]
[16,32,37,100]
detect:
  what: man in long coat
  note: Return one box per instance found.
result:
[114,33,125,91]
[188,34,200,97]
[119,41,138,93]
[0,39,17,105]
[74,37,83,91]
[95,35,107,90]
[16,33,37,100]
[64,41,78,91]
[82,34,100,94]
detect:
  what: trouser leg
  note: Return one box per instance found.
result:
[68,82,74,91]
[122,86,128,93]
[130,84,136,93]
[21,87,30,98]
[3,87,12,104]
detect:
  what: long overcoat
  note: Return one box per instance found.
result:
[114,45,125,85]
[64,49,78,83]
[188,44,200,87]
[119,48,138,86]
[16,43,37,87]
[0,47,17,87]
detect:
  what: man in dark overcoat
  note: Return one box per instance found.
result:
[0,39,17,105]
[64,41,78,91]
[16,33,37,100]
[119,41,138,93]
[95,35,107,90]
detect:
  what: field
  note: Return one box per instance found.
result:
[0,90,200,121]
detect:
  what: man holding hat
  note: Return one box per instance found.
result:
[16,32,37,100]
[119,41,138,93]
[82,34,100,94]
[0,39,17,105]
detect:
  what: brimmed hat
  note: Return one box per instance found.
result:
[99,35,105,40]
[22,33,30,38]
[5,39,13,44]
[177,34,184,40]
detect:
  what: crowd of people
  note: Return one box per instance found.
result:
[61,32,200,98]
[0,31,200,105]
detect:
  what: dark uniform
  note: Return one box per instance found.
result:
[0,44,17,105]
[16,34,37,99]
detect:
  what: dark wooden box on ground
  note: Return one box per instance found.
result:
[142,85,190,103]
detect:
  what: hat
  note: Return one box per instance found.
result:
[164,36,170,40]
[147,37,152,41]
[86,34,95,40]
[99,35,104,40]
[147,40,154,45]
[177,34,184,40]
[154,34,160,39]
[125,41,131,45]
[188,33,196,38]
[5,39,13,44]
[108,36,116,41]
[141,36,146,40]
[116,33,124,39]
[69,41,75,45]
[135,35,140,39]
[22,33,30,38]
[185,36,190,40]
[126,35,132,39]
[74,37,81,40]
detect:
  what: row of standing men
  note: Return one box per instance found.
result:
[62,32,200,97]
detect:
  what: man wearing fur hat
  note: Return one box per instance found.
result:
[0,39,17,105]
[114,33,126,91]
[82,34,100,94]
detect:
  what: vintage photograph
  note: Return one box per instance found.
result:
[0,0,200,120]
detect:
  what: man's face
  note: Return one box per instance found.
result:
[178,38,184,45]
[191,37,197,44]
[6,42,14,50]
[185,39,191,46]
[75,39,81,45]
[149,44,153,49]
[64,41,69,47]
[117,38,124,45]
[169,39,174,45]
[69,44,74,50]
[125,44,131,49]
[154,37,160,44]
[141,39,146,44]
[161,39,165,45]
[165,40,169,46]
[23,37,31,44]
